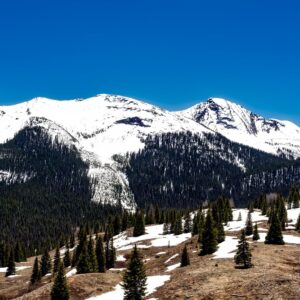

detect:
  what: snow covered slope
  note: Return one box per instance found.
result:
[1,94,299,208]
[181,98,300,159]
[0,94,210,208]
[0,94,210,162]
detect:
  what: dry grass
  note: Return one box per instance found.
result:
[1,229,300,300]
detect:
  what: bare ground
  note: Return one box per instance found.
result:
[1,225,300,300]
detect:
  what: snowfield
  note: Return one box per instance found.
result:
[86,275,171,300]
[224,209,268,232]
[0,266,31,273]
[114,224,191,251]
[213,236,239,259]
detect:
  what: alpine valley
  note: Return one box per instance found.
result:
[0,94,300,250]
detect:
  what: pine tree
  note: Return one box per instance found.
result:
[63,247,71,268]
[216,221,225,243]
[163,222,170,235]
[41,249,52,276]
[180,244,190,267]
[199,210,218,255]
[96,236,106,273]
[265,214,285,245]
[88,236,97,272]
[133,211,145,237]
[105,238,110,270]
[237,211,242,221]
[77,241,91,274]
[53,247,60,273]
[122,245,147,300]
[70,234,75,249]
[31,256,41,284]
[5,250,16,277]
[109,238,116,269]
[14,242,22,263]
[234,229,252,269]
[276,195,287,230]
[296,214,300,232]
[192,211,200,236]
[173,214,183,235]
[245,211,253,236]
[51,261,70,300]
[197,212,205,244]
[183,212,192,233]
[252,223,260,241]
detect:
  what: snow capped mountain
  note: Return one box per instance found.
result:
[181,97,300,159]
[0,94,210,209]
[1,94,299,208]
[0,94,210,162]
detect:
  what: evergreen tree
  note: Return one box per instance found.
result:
[216,221,225,243]
[53,246,60,273]
[261,196,268,215]
[234,230,252,269]
[14,242,22,263]
[180,244,190,267]
[173,214,183,235]
[197,212,205,244]
[122,245,147,300]
[88,236,97,272]
[63,247,71,268]
[163,222,170,235]
[41,249,52,276]
[245,212,253,236]
[133,211,145,237]
[5,250,16,277]
[31,256,41,284]
[237,211,242,221]
[199,210,218,255]
[192,211,200,236]
[252,223,260,241]
[265,214,285,245]
[70,234,75,249]
[109,238,116,269]
[77,241,91,274]
[296,214,300,232]
[51,261,70,300]
[96,236,106,273]
[105,238,110,270]
[183,212,192,233]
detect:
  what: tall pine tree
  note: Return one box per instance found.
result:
[133,211,145,237]
[265,214,284,245]
[199,210,218,255]
[122,245,147,300]
[180,244,190,267]
[31,256,41,284]
[53,246,60,273]
[96,236,106,273]
[51,261,70,300]
[5,250,16,277]
[245,211,253,236]
[234,229,253,269]
[41,249,52,276]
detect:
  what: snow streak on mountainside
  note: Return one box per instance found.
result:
[181,98,300,159]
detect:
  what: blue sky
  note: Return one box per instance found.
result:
[0,0,299,124]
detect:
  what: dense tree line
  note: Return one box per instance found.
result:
[126,132,300,208]
[0,126,122,257]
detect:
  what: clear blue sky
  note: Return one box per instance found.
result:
[0,0,299,124]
